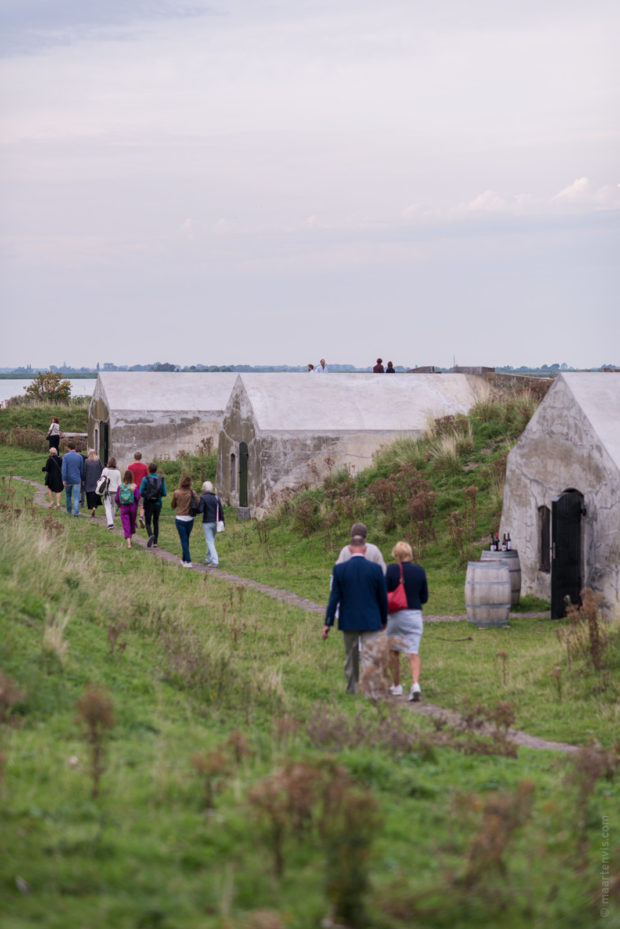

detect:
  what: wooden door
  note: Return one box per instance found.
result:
[551,490,583,618]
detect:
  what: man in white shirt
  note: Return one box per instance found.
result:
[336,522,386,573]
[314,358,328,373]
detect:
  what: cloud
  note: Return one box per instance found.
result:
[553,176,591,203]
[463,190,508,213]
[552,176,620,210]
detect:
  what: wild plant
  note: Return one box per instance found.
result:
[447,511,466,562]
[75,684,115,799]
[494,650,509,686]
[248,768,295,878]
[292,495,321,536]
[550,665,563,701]
[42,609,71,667]
[271,714,299,749]
[245,911,286,929]
[0,669,23,785]
[256,519,271,546]
[190,749,230,811]
[318,774,382,929]
[457,698,518,757]
[566,745,617,862]
[159,622,234,701]
[428,432,461,472]
[564,589,609,672]
[461,780,535,889]
[0,671,24,726]
[367,477,398,531]
[462,484,478,533]
[107,620,128,657]
[226,730,251,764]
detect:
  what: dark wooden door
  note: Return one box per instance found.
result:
[239,442,248,507]
[551,490,583,618]
[100,421,109,467]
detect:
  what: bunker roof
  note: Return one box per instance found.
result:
[94,372,238,412]
[556,373,620,470]
[230,373,486,431]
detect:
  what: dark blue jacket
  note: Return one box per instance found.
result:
[386,562,428,611]
[61,450,84,485]
[198,492,224,524]
[325,555,388,632]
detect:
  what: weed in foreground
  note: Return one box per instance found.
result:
[191,749,230,811]
[75,684,115,799]
[566,745,618,864]
[461,780,535,889]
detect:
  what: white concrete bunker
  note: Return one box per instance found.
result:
[88,372,238,468]
[500,373,620,616]
[216,372,488,517]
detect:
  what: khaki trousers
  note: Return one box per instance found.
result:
[342,629,383,694]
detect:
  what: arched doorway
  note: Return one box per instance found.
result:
[99,421,109,467]
[230,453,237,494]
[551,489,584,618]
[239,442,249,507]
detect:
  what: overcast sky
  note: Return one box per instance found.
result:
[1,0,619,369]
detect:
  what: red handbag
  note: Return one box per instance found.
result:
[387,563,408,613]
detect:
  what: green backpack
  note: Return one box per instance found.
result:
[119,483,135,506]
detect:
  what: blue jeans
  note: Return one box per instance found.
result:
[65,483,81,516]
[175,518,194,563]
[202,522,218,564]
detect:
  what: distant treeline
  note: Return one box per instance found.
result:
[1,362,618,378]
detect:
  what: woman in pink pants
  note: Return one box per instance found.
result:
[115,469,140,548]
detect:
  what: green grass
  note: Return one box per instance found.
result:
[0,472,619,928]
[0,400,90,434]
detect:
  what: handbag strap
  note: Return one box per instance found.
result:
[398,562,404,583]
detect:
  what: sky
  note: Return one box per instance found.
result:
[1,0,619,370]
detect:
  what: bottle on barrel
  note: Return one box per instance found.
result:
[501,534,507,551]
[489,534,495,551]
[495,533,500,551]
[506,532,511,551]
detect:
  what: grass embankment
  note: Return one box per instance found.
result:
[0,400,90,457]
[207,389,550,613]
[0,476,619,929]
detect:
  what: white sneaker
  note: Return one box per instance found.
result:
[389,684,403,696]
[409,683,421,702]
[182,561,193,568]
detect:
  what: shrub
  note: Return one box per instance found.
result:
[75,684,115,799]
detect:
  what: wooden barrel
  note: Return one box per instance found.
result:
[480,549,521,606]
[465,561,511,627]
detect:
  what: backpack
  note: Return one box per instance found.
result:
[119,483,135,506]
[144,474,163,502]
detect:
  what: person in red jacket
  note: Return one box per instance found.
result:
[128,452,149,528]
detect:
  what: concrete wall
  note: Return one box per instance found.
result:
[500,377,620,611]
[216,379,420,515]
[88,380,223,469]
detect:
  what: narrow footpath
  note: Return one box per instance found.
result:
[18,476,577,754]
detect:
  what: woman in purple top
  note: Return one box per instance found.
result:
[115,469,140,548]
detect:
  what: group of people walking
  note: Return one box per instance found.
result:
[323,522,428,702]
[43,426,423,702]
[42,434,224,564]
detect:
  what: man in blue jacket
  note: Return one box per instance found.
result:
[323,535,388,694]
[61,441,84,517]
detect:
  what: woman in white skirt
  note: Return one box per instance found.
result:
[385,541,428,701]
[100,456,122,529]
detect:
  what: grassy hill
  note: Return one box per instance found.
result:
[1,388,619,927]
[215,387,550,614]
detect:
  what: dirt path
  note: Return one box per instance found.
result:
[17,476,575,754]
